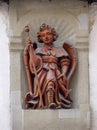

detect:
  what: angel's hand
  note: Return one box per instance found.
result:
[25,38,32,45]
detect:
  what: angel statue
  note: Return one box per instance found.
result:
[24,23,76,109]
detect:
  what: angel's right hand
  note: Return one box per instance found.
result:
[25,38,32,45]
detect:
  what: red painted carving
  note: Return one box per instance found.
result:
[24,24,77,109]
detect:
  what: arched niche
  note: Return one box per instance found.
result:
[14,11,79,38]
[21,16,78,109]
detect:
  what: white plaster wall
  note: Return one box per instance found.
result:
[89,4,97,130]
[0,2,10,130]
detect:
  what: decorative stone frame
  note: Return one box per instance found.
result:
[10,0,90,130]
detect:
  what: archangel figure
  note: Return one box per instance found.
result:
[24,23,76,109]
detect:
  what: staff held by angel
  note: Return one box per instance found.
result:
[24,23,76,109]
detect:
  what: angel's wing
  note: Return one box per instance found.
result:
[63,43,77,83]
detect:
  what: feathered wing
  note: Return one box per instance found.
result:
[63,43,77,87]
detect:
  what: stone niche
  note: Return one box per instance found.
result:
[9,0,90,130]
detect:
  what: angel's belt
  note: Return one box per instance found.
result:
[42,56,57,63]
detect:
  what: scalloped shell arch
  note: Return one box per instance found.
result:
[23,16,76,47]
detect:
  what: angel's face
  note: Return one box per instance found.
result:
[39,29,54,45]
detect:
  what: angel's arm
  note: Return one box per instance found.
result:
[29,45,42,74]
[60,56,70,76]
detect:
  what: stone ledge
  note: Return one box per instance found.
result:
[23,109,81,119]
[22,108,90,130]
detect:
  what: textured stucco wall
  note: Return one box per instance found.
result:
[0,2,10,130]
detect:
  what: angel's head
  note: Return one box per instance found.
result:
[37,23,58,45]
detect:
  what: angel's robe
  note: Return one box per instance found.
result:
[26,44,72,109]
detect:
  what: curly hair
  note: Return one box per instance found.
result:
[37,23,58,43]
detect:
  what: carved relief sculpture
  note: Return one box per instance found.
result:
[24,24,76,109]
